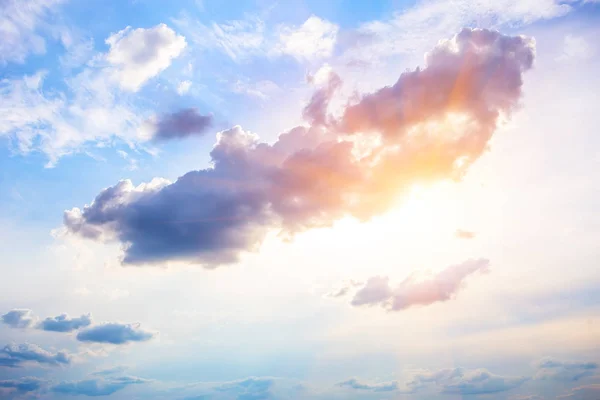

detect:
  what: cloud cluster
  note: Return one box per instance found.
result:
[0,22,187,165]
[0,343,72,368]
[76,323,156,345]
[63,28,535,267]
[349,258,489,311]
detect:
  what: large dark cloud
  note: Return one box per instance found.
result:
[51,376,148,397]
[39,313,92,332]
[1,309,36,329]
[349,258,489,311]
[76,322,155,344]
[0,343,72,367]
[63,28,535,267]
[152,108,213,141]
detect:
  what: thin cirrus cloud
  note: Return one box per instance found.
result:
[350,258,490,311]
[51,376,149,397]
[0,0,66,64]
[62,28,535,267]
[76,323,156,345]
[0,343,72,368]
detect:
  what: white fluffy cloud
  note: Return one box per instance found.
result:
[106,24,187,91]
[277,16,339,60]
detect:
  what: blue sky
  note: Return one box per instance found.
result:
[1,0,600,399]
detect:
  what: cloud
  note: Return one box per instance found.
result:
[38,313,92,332]
[62,29,534,267]
[350,258,489,311]
[105,24,187,92]
[177,80,192,95]
[76,323,156,344]
[0,0,65,64]
[91,365,129,376]
[559,384,600,400]
[173,13,265,61]
[337,378,399,392]
[1,309,37,328]
[0,377,46,394]
[339,368,527,395]
[455,229,476,239]
[408,367,527,395]
[149,108,214,142]
[51,376,148,397]
[0,343,72,367]
[214,377,275,399]
[342,0,567,62]
[277,16,339,61]
[535,358,599,381]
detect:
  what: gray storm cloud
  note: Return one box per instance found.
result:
[63,28,535,267]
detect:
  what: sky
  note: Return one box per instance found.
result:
[1,0,600,399]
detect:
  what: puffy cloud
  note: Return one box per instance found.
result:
[535,358,599,381]
[38,313,92,332]
[76,323,156,344]
[51,376,148,397]
[559,384,600,400]
[0,0,65,64]
[350,258,489,311]
[277,16,339,60]
[1,309,37,328]
[0,377,46,394]
[105,24,187,92]
[455,229,476,239]
[63,29,534,268]
[149,108,214,142]
[337,378,399,392]
[0,343,72,367]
